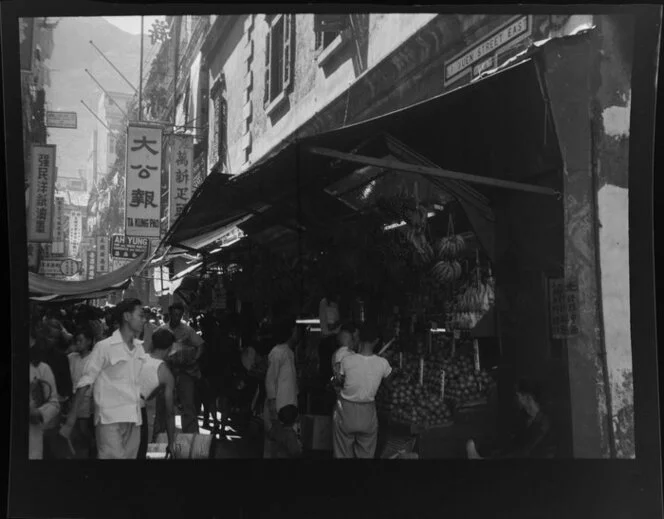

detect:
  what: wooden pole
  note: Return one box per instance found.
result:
[306,146,560,197]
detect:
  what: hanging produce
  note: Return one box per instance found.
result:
[436,214,466,259]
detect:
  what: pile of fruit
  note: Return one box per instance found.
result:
[377,338,496,426]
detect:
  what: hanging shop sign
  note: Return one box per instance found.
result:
[96,236,110,274]
[61,258,81,277]
[51,196,65,255]
[125,124,162,238]
[86,250,96,280]
[27,145,57,242]
[444,15,532,86]
[111,234,149,259]
[40,259,66,278]
[168,134,194,227]
[46,111,78,129]
[192,148,206,190]
[69,211,83,258]
[549,277,580,339]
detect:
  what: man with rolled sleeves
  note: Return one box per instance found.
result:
[333,324,394,459]
[60,299,147,459]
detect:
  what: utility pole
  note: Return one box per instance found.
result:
[139,16,144,122]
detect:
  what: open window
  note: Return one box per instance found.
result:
[264,14,295,115]
[314,14,351,67]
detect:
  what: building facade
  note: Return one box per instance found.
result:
[176,13,634,459]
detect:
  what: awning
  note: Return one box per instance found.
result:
[29,252,147,300]
[166,51,560,254]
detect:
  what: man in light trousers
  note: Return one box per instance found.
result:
[60,299,147,459]
[333,324,394,459]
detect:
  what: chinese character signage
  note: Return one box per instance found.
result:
[549,277,580,339]
[27,145,56,242]
[52,196,65,255]
[168,134,194,227]
[69,211,82,258]
[96,236,109,274]
[125,125,162,238]
[87,250,96,280]
[40,259,65,278]
[61,258,80,277]
[192,152,206,190]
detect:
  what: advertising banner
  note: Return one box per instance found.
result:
[51,196,65,255]
[27,145,56,242]
[168,134,194,227]
[96,236,110,274]
[125,125,162,237]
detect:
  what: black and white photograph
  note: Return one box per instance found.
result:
[3,3,662,518]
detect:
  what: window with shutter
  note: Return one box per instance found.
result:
[314,14,348,50]
[264,14,295,109]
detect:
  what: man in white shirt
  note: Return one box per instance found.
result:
[59,299,147,459]
[332,323,359,379]
[157,302,205,434]
[333,324,393,459]
[263,317,299,458]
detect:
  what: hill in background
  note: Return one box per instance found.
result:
[45,16,157,178]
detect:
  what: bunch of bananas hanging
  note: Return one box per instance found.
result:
[431,258,462,284]
[436,234,466,259]
[457,262,495,313]
[429,214,465,286]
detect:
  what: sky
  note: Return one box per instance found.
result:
[103,16,165,35]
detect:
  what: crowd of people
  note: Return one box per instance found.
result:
[28,291,553,461]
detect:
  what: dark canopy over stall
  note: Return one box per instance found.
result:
[164,53,561,263]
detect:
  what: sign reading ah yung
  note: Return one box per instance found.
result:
[444,15,532,86]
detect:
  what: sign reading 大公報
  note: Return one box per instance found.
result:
[444,15,532,86]
[125,125,162,238]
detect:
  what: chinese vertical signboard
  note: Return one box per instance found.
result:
[52,196,65,255]
[125,125,162,238]
[69,211,82,258]
[192,151,206,190]
[169,134,194,227]
[87,250,96,280]
[549,277,580,339]
[96,236,109,274]
[27,145,56,242]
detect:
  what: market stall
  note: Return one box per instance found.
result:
[161,56,570,457]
